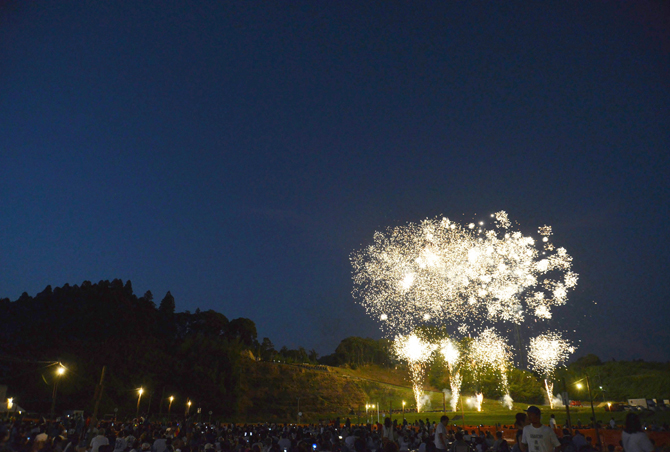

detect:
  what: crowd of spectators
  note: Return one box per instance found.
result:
[0,411,667,452]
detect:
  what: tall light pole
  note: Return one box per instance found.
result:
[402,401,406,421]
[186,400,191,416]
[50,365,66,420]
[168,396,174,416]
[136,388,144,418]
[576,376,601,448]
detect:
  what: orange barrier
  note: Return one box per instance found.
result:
[448,426,670,448]
[559,429,670,448]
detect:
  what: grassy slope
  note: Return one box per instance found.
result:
[234,359,670,426]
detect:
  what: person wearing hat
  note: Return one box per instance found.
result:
[519,406,560,452]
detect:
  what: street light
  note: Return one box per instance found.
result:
[50,365,66,420]
[168,396,174,416]
[575,376,601,448]
[186,400,192,416]
[402,401,406,420]
[136,388,144,418]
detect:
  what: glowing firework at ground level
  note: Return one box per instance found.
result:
[449,372,462,412]
[393,333,436,412]
[469,328,515,410]
[527,331,575,409]
[439,338,462,412]
[468,393,483,412]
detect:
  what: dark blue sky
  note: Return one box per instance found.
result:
[1,2,669,361]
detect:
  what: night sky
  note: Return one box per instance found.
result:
[2,2,669,361]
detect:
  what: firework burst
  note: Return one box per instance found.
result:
[351,211,577,335]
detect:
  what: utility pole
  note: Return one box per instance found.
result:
[159,386,166,416]
[91,366,106,426]
[585,375,601,448]
[562,378,572,429]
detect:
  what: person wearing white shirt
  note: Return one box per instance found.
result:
[434,416,450,452]
[622,413,654,452]
[90,429,110,452]
[520,406,560,452]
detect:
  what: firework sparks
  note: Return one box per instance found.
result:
[469,328,514,410]
[351,212,577,335]
[467,393,484,412]
[439,338,462,412]
[393,333,436,412]
[527,331,576,408]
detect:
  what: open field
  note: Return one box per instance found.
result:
[247,363,670,426]
[379,405,670,428]
[281,364,670,427]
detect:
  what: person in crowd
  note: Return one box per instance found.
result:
[515,415,528,431]
[572,431,586,452]
[114,431,127,452]
[474,436,487,452]
[450,432,469,452]
[153,432,167,452]
[278,434,291,452]
[549,416,557,430]
[492,432,508,452]
[434,416,449,452]
[382,419,394,443]
[485,432,495,448]
[63,434,80,452]
[519,406,560,452]
[621,413,653,452]
[90,430,109,452]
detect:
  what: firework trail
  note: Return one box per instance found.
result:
[439,338,462,412]
[527,331,576,409]
[393,333,436,412]
[469,328,514,410]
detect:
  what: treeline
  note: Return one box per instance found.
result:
[319,337,395,367]
[0,279,317,418]
[557,354,670,401]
